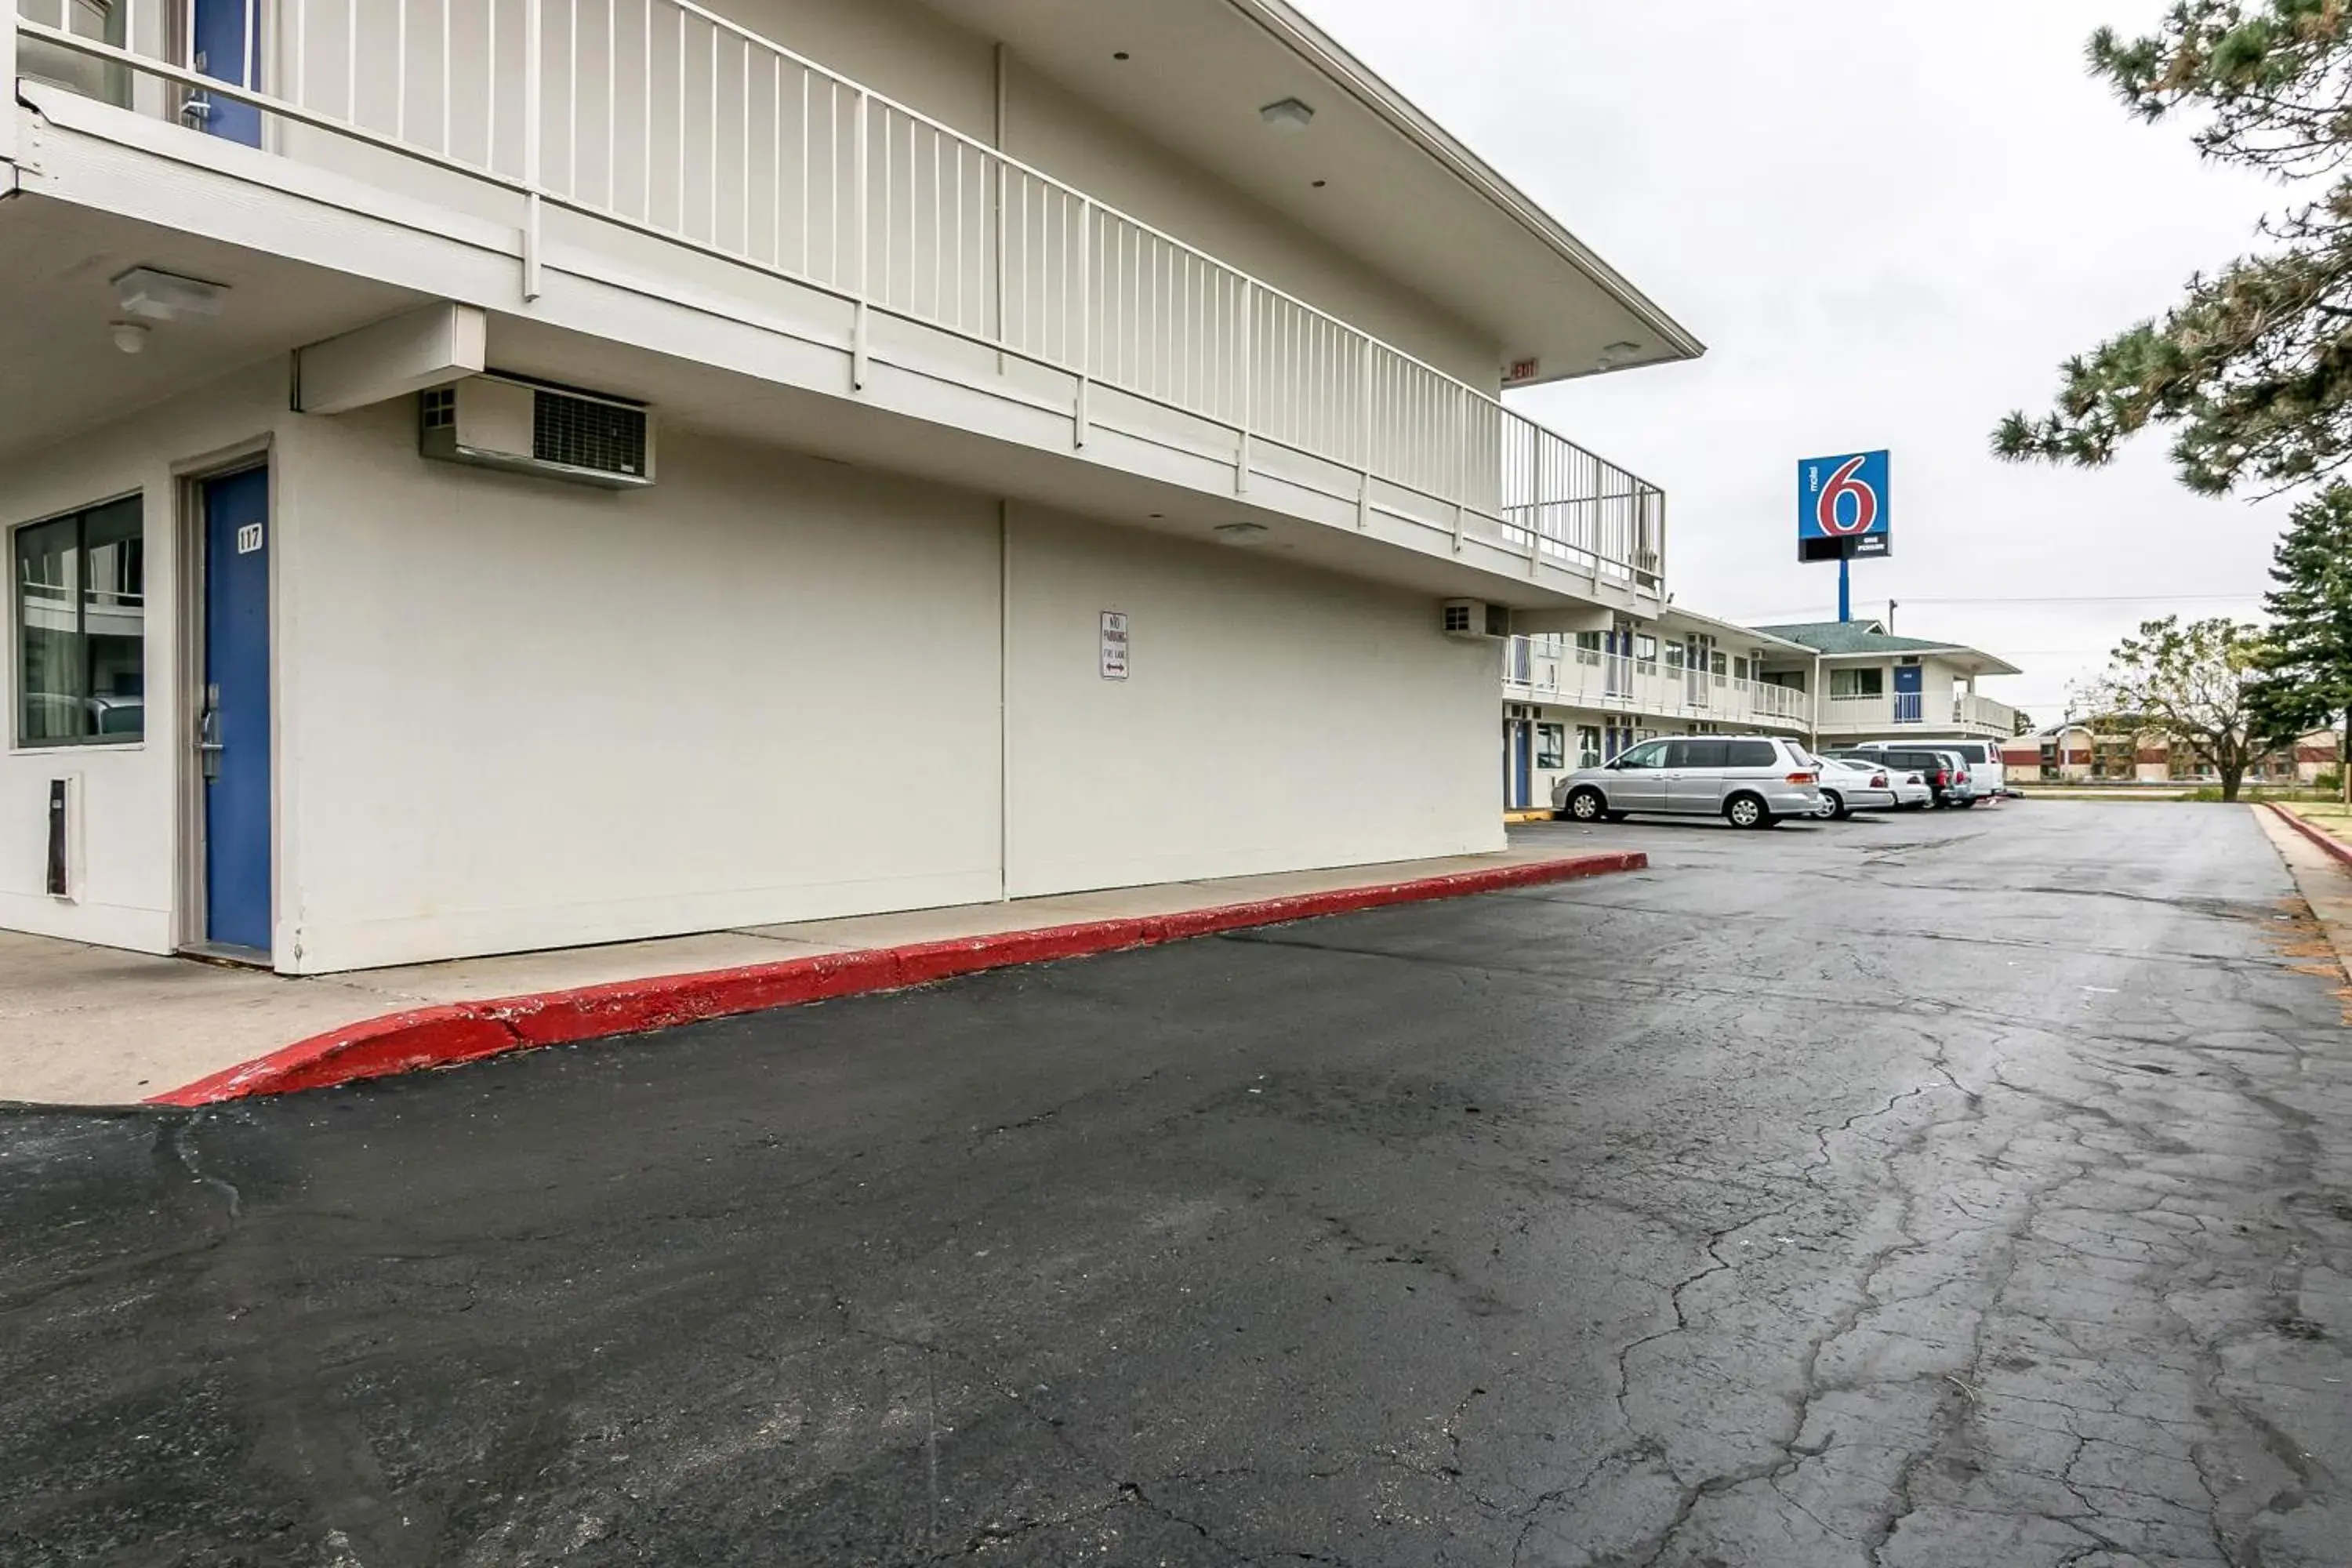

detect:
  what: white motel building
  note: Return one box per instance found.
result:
[1,0,1705,974]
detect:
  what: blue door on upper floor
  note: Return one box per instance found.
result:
[1893,663,1925,724]
[202,469,273,954]
[190,0,263,146]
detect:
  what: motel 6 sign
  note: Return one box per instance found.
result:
[1797,450,1892,563]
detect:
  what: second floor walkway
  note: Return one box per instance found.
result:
[1504,636,1811,735]
[6,0,1677,608]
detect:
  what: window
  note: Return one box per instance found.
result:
[1635,634,1658,669]
[1573,630,1602,666]
[16,496,144,746]
[1726,740,1779,767]
[1664,643,1686,670]
[1577,726,1602,768]
[1671,739,1730,768]
[1616,739,1670,770]
[1830,667,1885,699]
[1710,651,1728,687]
[1732,655,1750,684]
[1536,724,1566,769]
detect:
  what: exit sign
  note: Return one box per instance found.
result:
[1504,357,1541,386]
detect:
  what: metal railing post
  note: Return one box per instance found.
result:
[1235,280,1253,493]
[1074,195,1091,447]
[1450,392,1466,554]
[522,0,543,300]
[1356,336,1373,528]
[1528,429,1545,577]
[852,86,871,390]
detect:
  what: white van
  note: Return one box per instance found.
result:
[1853,738,2009,798]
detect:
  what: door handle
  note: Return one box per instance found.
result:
[198,697,223,782]
[180,96,214,122]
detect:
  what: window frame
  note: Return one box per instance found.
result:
[12,492,147,752]
[1615,739,1671,770]
[1829,666,1886,700]
[1535,723,1566,770]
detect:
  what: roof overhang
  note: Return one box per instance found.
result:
[1653,608,1820,656]
[912,0,1704,387]
[1806,647,2024,677]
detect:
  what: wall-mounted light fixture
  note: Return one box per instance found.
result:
[1259,97,1315,132]
[113,266,227,322]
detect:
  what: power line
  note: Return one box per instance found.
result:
[1731,592,2264,619]
[1879,593,2265,607]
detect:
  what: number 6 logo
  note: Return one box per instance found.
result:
[1815,456,1878,536]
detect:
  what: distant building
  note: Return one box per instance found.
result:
[2003,726,2341,785]
[1748,621,2023,746]
[1500,611,1816,810]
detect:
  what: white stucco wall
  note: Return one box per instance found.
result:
[267,406,1500,971]
[272,402,1008,972]
[1003,505,1501,897]
[0,361,287,955]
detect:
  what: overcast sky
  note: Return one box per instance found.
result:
[1315,1,2294,722]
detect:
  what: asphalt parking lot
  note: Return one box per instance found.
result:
[5,802,2350,1566]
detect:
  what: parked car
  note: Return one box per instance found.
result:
[1554,735,1824,829]
[1853,739,2008,799]
[1852,746,1976,808]
[1808,754,1898,819]
[1943,739,2009,797]
[1826,751,1933,811]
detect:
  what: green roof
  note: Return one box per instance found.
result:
[1752,621,1975,656]
[1748,621,2022,676]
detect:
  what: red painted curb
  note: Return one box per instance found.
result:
[2268,803,2352,873]
[147,851,1645,1106]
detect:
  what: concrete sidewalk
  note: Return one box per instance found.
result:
[1,845,1628,1107]
[2255,806,2352,987]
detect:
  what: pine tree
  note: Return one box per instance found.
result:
[2251,483,2352,797]
[1993,4,2352,494]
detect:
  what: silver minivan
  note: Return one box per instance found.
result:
[1552,735,1824,828]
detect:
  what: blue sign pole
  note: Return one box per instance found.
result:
[1838,555,1852,624]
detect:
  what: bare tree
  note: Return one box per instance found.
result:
[2083,617,2278,801]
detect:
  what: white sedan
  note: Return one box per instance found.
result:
[1832,753,1933,811]
[1808,755,1900,819]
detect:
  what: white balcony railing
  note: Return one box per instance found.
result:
[1502,641,1810,733]
[10,0,1666,587]
[1816,691,2018,735]
[1954,692,2019,735]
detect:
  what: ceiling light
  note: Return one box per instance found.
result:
[111,321,150,355]
[1216,522,1270,546]
[113,266,226,322]
[1259,98,1315,132]
[1597,339,1644,368]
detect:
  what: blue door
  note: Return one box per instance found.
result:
[190,0,263,146]
[1893,664,1924,724]
[203,470,272,953]
[1514,722,1534,809]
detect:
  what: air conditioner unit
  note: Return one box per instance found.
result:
[419,374,655,488]
[1441,599,1512,641]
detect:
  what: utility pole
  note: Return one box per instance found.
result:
[1886,600,1898,633]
